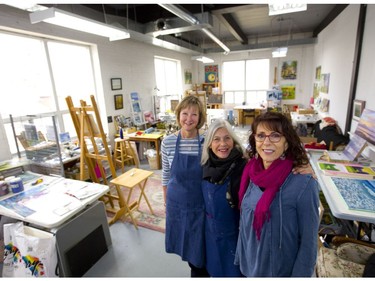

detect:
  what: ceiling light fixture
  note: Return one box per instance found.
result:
[159,4,230,54]
[272,47,288,58]
[269,3,307,16]
[191,56,214,64]
[29,7,130,41]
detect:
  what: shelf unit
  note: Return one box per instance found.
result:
[9,113,65,177]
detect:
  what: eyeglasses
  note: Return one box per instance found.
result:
[254,132,283,143]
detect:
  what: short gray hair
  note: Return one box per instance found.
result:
[201,119,246,165]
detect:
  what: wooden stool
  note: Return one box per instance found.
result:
[109,168,154,228]
[114,137,138,173]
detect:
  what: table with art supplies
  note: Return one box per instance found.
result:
[0,171,112,277]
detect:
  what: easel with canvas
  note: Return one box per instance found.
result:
[65,95,134,225]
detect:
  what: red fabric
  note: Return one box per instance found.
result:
[238,156,293,240]
[304,142,327,149]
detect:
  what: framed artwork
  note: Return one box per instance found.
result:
[143,111,155,123]
[184,69,192,84]
[281,61,297,80]
[321,73,330,94]
[315,66,321,80]
[280,85,296,100]
[355,108,375,145]
[204,65,218,83]
[114,94,123,110]
[352,100,366,121]
[111,78,122,90]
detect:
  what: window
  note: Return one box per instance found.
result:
[154,57,181,116]
[222,59,269,106]
[0,31,98,155]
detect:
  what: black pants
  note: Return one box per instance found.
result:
[188,262,210,277]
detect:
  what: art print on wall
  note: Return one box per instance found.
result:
[281,61,297,80]
[313,82,320,99]
[281,85,296,100]
[205,65,218,83]
[184,69,192,84]
[321,73,330,94]
[315,66,321,80]
[111,78,122,90]
[114,94,123,110]
[352,100,366,121]
[320,98,330,112]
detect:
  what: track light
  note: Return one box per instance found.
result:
[272,47,288,58]
[30,7,130,41]
[191,56,214,63]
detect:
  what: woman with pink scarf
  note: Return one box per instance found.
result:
[235,112,320,277]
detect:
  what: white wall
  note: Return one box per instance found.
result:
[1,4,375,159]
[200,45,315,109]
[353,4,375,127]
[313,5,360,130]
[0,5,193,144]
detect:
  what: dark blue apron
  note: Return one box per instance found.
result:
[165,132,205,268]
[202,178,242,277]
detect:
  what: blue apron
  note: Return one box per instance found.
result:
[165,132,205,268]
[202,178,242,277]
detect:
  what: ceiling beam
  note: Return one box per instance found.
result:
[218,13,248,44]
[313,4,348,37]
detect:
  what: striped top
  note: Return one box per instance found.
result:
[161,133,205,186]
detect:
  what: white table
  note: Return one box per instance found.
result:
[290,111,320,125]
[0,173,109,228]
[308,149,375,225]
[0,172,112,276]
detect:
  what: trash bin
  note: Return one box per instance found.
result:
[147,156,158,170]
[144,149,158,170]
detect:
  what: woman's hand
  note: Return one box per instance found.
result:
[293,164,317,179]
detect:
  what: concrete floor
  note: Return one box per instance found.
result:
[83,221,190,277]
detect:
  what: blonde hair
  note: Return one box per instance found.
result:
[175,95,206,129]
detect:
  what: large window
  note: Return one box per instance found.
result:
[222,59,269,106]
[0,31,97,155]
[154,57,181,117]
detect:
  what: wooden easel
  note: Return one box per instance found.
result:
[65,95,132,225]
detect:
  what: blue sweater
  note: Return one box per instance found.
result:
[234,173,320,277]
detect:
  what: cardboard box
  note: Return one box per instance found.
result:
[297,108,315,115]
[299,136,317,143]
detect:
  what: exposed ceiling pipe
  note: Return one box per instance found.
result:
[158,4,230,54]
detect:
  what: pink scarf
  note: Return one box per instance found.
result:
[238,156,293,240]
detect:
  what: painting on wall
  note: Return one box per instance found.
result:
[352,100,366,121]
[281,61,297,80]
[185,69,192,84]
[315,66,321,80]
[321,73,330,94]
[114,94,123,110]
[143,111,155,123]
[313,82,320,99]
[320,98,330,112]
[281,85,296,100]
[355,108,375,145]
[205,65,219,83]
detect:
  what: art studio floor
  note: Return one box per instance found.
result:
[85,125,252,277]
